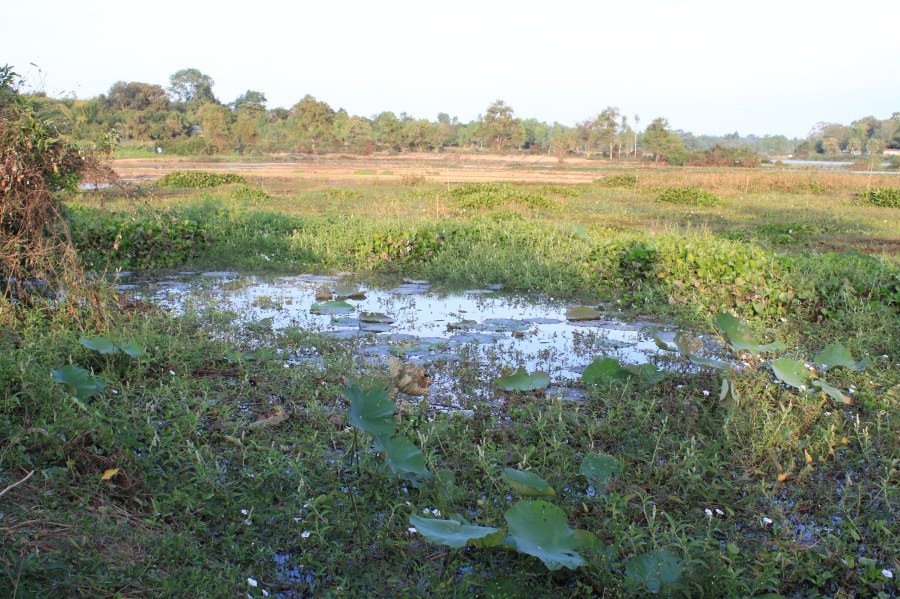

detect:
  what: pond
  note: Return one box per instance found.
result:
[117,271,719,407]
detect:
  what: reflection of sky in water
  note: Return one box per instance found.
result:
[125,272,695,391]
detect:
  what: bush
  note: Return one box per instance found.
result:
[229,185,270,203]
[656,187,721,206]
[450,183,552,210]
[856,187,900,208]
[689,145,760,168]
[157,170,245,188]
[72,210,207,269]
[158,137,214,157]
[399,174,426,186]
[593,173,638,187]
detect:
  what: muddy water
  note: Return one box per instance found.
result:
[120,271,708,405]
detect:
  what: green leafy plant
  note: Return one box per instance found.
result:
[579,452,622,492]
[625,548,685,594]
[157,170,245,188]
[310,300,355,315]
[80,336,145,358]
[714,313,784,356]
[855,187,900,208]
[582,357,663,385]
[51,365,104,403]
[814,342,872,372]
[502,468,555,498]
[495,367,551,392]
[656,186,721,206]
[594,173,638,187]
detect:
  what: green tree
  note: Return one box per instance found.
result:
[821,137,840,154]
[641,117,686,163]
[289,95,335,153]
[232,90,267,110]
[372,111,404,151]
[168,68,216,105]
[482,100,525,150]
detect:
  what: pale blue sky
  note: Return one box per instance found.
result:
[4,0,898,137]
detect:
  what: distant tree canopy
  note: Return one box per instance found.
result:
[14,67,820,159]
[804,114,899,155]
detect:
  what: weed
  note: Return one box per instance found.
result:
[856,187,900,208]
[656,186,722,206]
[157,170,245,188]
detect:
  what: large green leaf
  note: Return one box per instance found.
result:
[714,313,784,356]
[771,359,811,390]
[565,306,603,321]
[310,300,354,315]
[625,548,684,594]
[503,500,585,571]
[117,342,146,358]
[51,366,104,401]
[79,337,118,355]
[582,358,662,385]
[496,367,550,392]
[359,312,395,324]
[378,435,426,475]
[409,514,502,549]
[502,468,555,497]
[814,343,872,372]
[579,453,622,491]
[343,382,396,437]
[811,380,851,405]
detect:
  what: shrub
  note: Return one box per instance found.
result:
[399,174,426,186]
[856,187,900,208]
[229,185,270,203]
[656,187,721,206]
[450,183,552,210]
[324,188,363,201]
[594,173,638,187]
[689,145,760,168]
[157,170,245,188]
[72,211,207,269]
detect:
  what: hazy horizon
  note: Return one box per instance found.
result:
[4,0,898,138]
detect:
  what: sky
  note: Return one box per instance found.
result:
[4,0,898,138]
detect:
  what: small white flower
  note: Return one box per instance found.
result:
[169,370,176,375]
[405,501,411,506]
[247,577,258,587]
[301,531,311,539]
[432,509,441,517]
[702,390,710,397]
[762,517,773,526]
[799,385,807,392]
[292,517,302,522]
[883,569,893,579]
[111,389,119,395]
[780,317,786,322]
[423,508,430,515]
[704,508,713,517]
[407,527,417,534]
[241,509,249,515]
[788,229,793,234]
[262,590,269,597]
[824,411,831,416]
[715,508,724,516]
[676,384,683,389]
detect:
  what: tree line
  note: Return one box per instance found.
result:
[21,66,864,161]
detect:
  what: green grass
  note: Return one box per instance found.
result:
[2,175,898,596]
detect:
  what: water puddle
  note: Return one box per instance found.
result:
[119,272,713,406]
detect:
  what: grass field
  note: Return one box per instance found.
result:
[2,161,897,597]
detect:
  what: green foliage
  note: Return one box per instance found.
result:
[715,313,785,356]
[324,188,363,201]
[564,305,603,321]
[408,515,502,549]
[157,170,245,188]
[579,452,622,491]
[656,186,722,206]
[771,359,812,389]
[71,210,206,269]
[80,336,145,358]
[625,549,685,594]
[501,468,555,497]
[582,357,663,385]
[360,228,443,268]
[502,500,587,571]
[495,367,551,392]
[856,187,900,208]
[229,185,270,203]
[309,300,354,315]
[594,173,638,187]
[814,342,872,372]
[450,183,552,210]
[51,365,104,402]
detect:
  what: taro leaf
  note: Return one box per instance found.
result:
[342,381,396,437]
[579,453,622,490]
[771,359,811,390]
[565,306,603,321]
[117,342,146,358]
[409,514,502,549]
[310,300,354,315]
[814,343,872,372]
[503,500,585,571]
[811,380,851,405]
[714,313,784,356]
[625,548,684,594]
[377,435,426,475]
[359,312,395,324]
[502,468,555,498]
[79,337,118,355]
[51,366,104,401]
[496,367,550,392]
